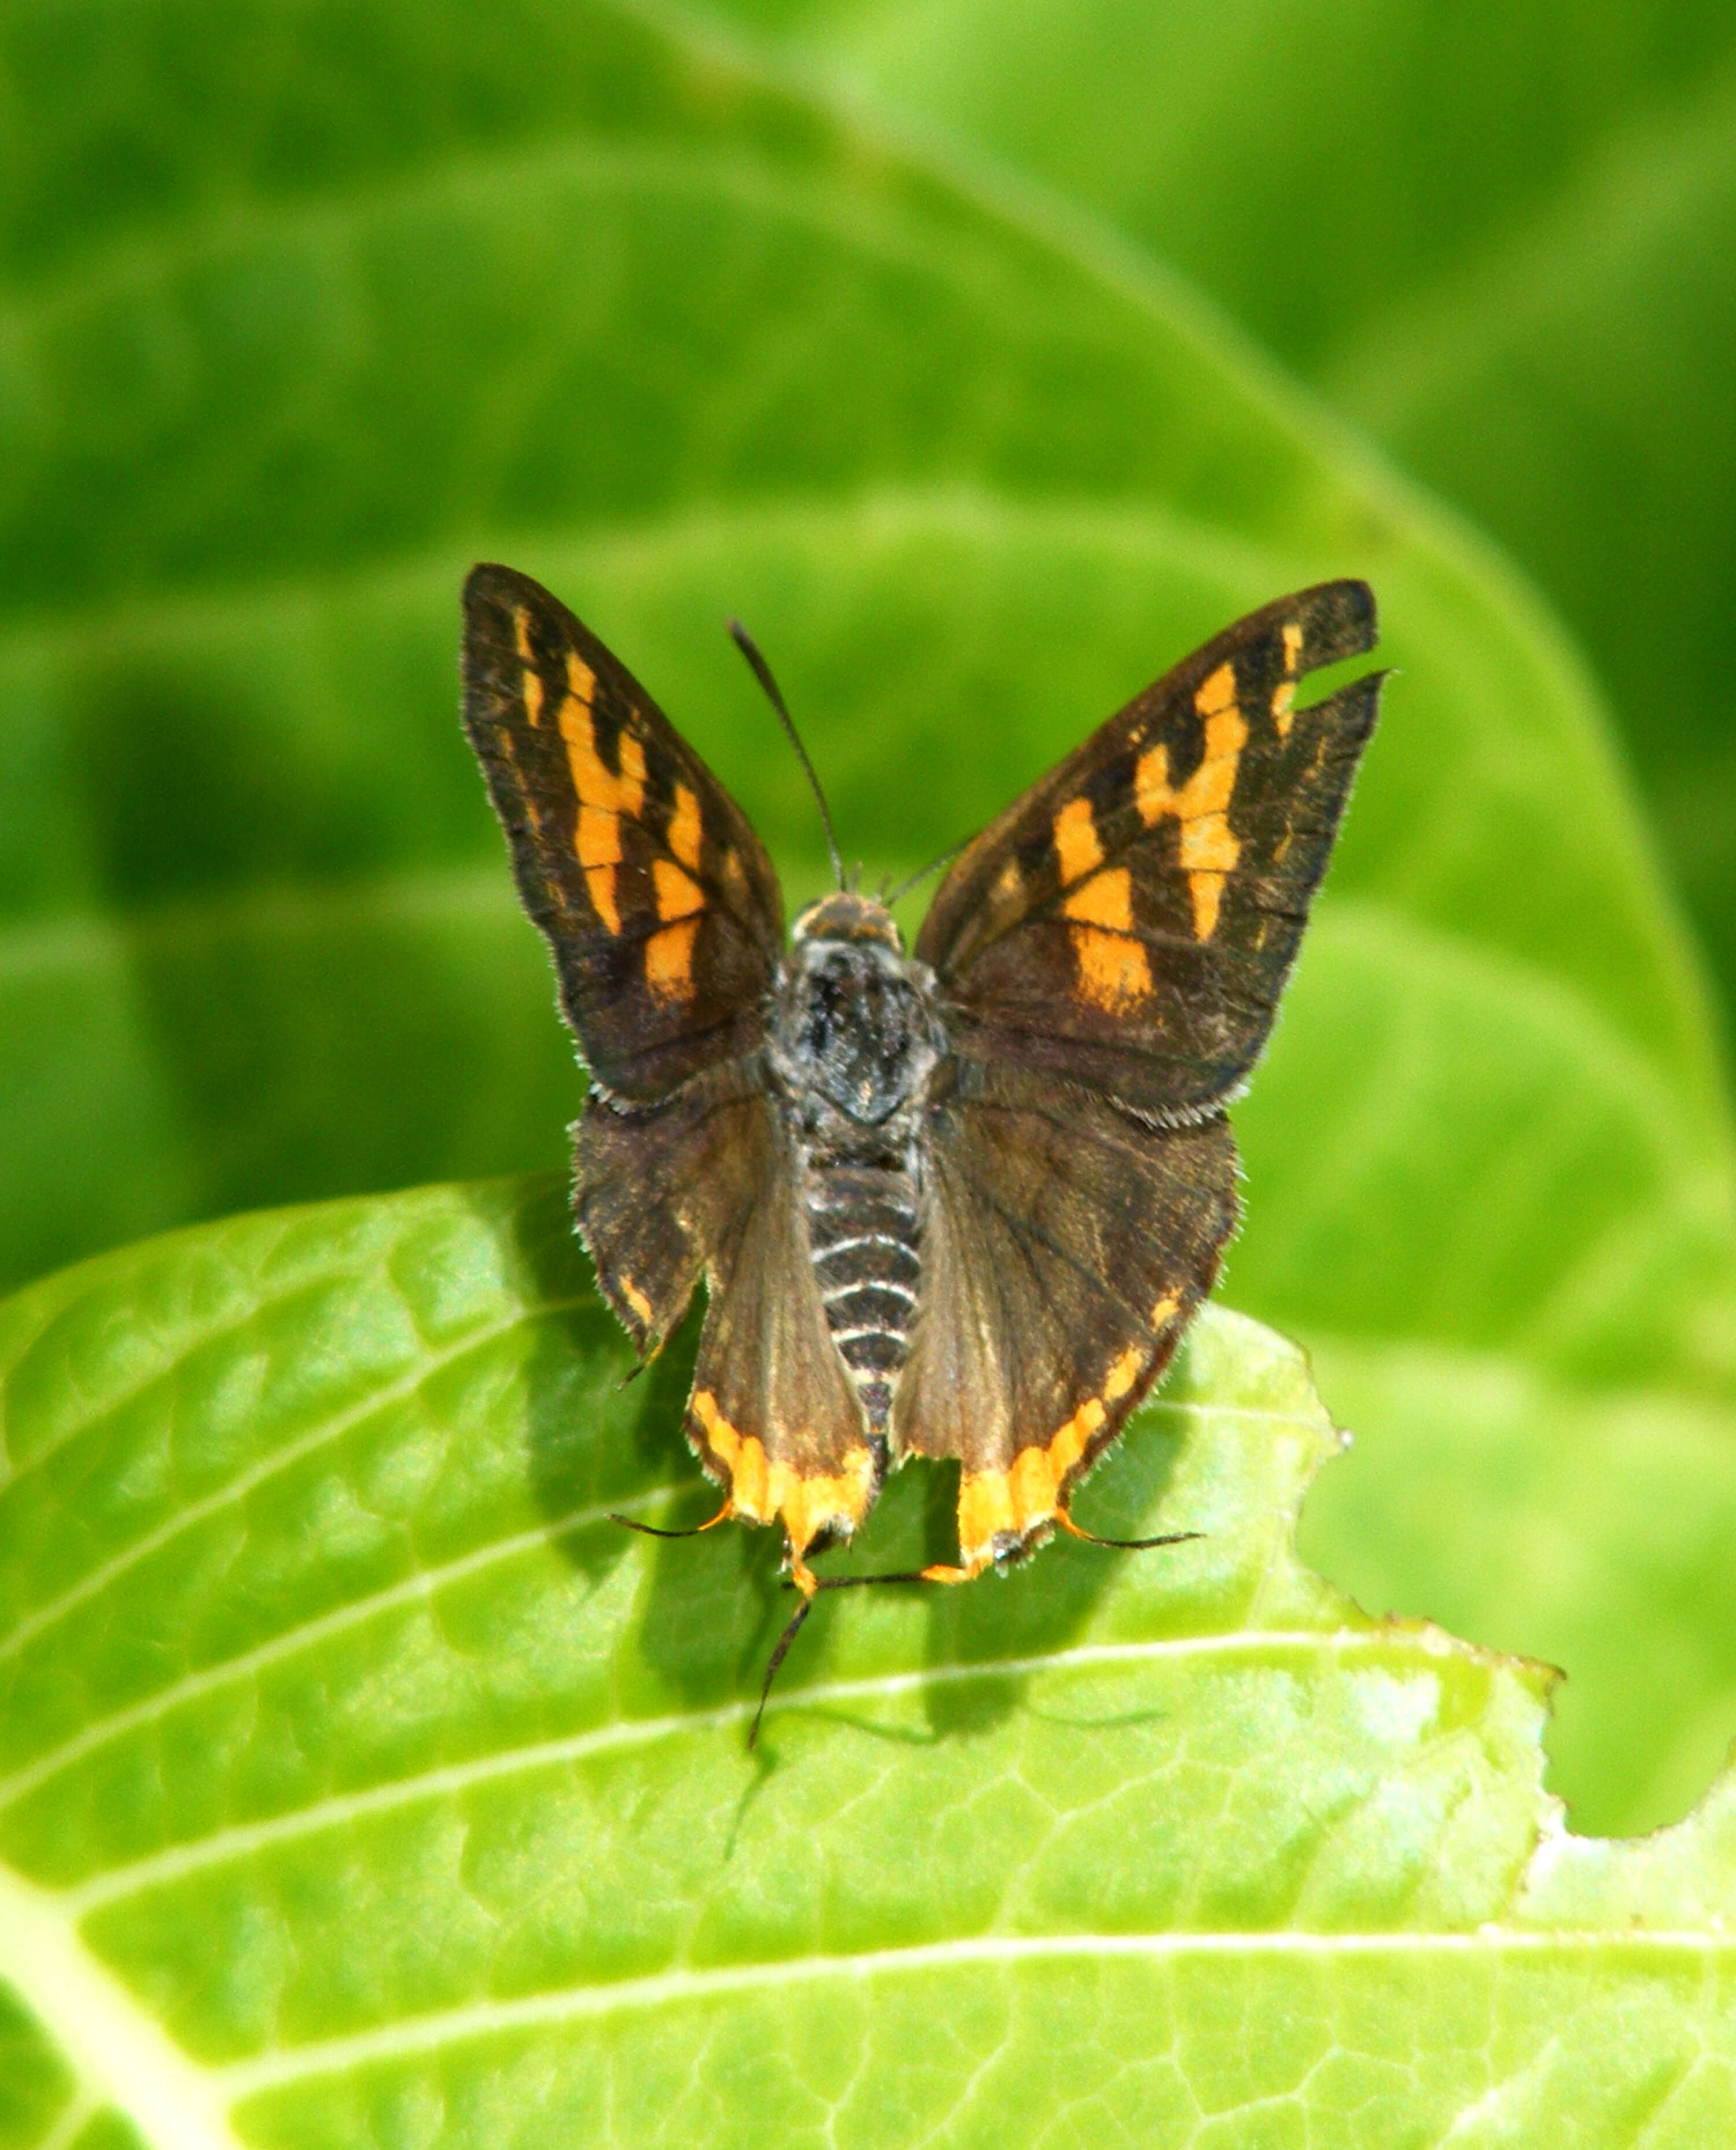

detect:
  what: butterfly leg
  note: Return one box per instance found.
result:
[751,1545,994,1745]
[608,1496,734,1540]
[751,1548,825,1750]
[1055,1508,1202,1554]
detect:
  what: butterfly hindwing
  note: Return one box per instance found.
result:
[681,1096,881,1558]
[462,563,784,1102]
[573,1063,757,1356]
[895,1062,1237,1570]
[575,1023,876,1561]
[915,581,1382,1118]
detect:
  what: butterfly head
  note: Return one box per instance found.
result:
[790,890,905,955]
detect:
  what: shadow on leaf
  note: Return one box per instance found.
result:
[499,1168,1194,1745]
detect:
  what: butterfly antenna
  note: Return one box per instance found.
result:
[887,835,969,907]
[728,620,845,891]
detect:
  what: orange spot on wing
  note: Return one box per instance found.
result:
[558,668,647,937]
[1052,796,1104,885]
[577,807,623,868]
[1062,868,1152,1011]
[1063,867,1133,931]
[1151,1290,1182,1328]
[513,609,544,727]
[722,847,753,910]
[1073,928,1142,1007]
[1009,1443,1060,1518]
[586,865,620,934]
[1196,661,1238,715]
[645,856,705,1001]
[1178,820,1239,940]
[691,1390,876,1553]
[954,1345,1150,1567]
[668,782,703,872]
[1272,622,1304,739]
[652,859,704,923]
[1134,698,1248,940]
[1046,1394,1108,1481]
[956,1468,1017,1560]
[645,919,700,1003]
[620,1276,653,1327]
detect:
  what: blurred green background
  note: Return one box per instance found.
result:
[3,0,1735,1835]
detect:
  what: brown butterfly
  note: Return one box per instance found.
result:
[461,566,1382,1726]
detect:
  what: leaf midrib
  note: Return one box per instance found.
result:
[5,1860,1719,2147]
[0,1864,241,2150]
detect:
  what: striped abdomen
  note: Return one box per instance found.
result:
[805,1162,922,1431]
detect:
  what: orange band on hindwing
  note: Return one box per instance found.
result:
[690,1390,877,1555]
[953,1327,1171,1569]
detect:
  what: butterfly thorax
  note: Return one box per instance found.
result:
[771,893,945,1434]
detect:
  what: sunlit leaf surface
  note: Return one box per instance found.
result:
[3,1180,1734,2148]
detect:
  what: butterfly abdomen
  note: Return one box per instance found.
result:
[774,892,943,1432]
[804,1161,923,1429]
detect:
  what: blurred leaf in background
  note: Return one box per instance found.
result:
[1,0,1734,1846]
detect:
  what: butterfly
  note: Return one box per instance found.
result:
[461,565,1382,1722]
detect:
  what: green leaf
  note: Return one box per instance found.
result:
[2,0,1733,1834]
[4,1179,1735,2149]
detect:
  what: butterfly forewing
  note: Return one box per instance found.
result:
[916,581,1381,1118]
[462,564,784,1102]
